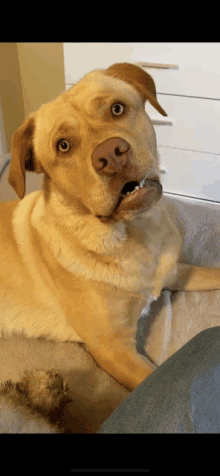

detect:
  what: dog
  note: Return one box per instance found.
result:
[1,62,220,394]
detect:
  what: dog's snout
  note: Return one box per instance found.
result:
[91,138,130,176]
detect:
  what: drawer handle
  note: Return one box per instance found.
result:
[151,117,174,126]
[136,62,179,70]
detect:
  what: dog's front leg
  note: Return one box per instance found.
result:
[88,324,156,391]
[68,286,156,391]
[148,247,179,301]
[167,262,220,292]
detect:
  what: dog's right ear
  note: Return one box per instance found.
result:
[8,113,42,199]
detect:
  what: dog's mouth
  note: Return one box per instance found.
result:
[117,177,148,205]
[97,177,162,223]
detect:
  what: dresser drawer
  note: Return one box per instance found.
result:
[146,95,220,155]
[135,43,220,99]
[159,147,220,202]
[138,63,220,101]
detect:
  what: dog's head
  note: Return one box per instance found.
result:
[9,62,166,223]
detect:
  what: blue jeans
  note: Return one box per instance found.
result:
[96,327,220,433]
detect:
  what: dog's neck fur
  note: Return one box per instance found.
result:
[13,192,164,299]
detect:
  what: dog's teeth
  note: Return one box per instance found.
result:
[122,179,146,199]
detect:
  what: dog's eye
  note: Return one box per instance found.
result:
[111,103,125,116]
[58,139,71,152]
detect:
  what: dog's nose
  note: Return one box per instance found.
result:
[91,138,130,176]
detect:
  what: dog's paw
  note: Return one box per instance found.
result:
[16,369,70,413]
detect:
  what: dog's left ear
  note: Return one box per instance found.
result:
[8,113,43,199]
[104,62,167,117]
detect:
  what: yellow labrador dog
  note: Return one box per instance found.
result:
[1,62,220,392]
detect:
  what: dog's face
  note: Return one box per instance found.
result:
[9,63,166,223]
